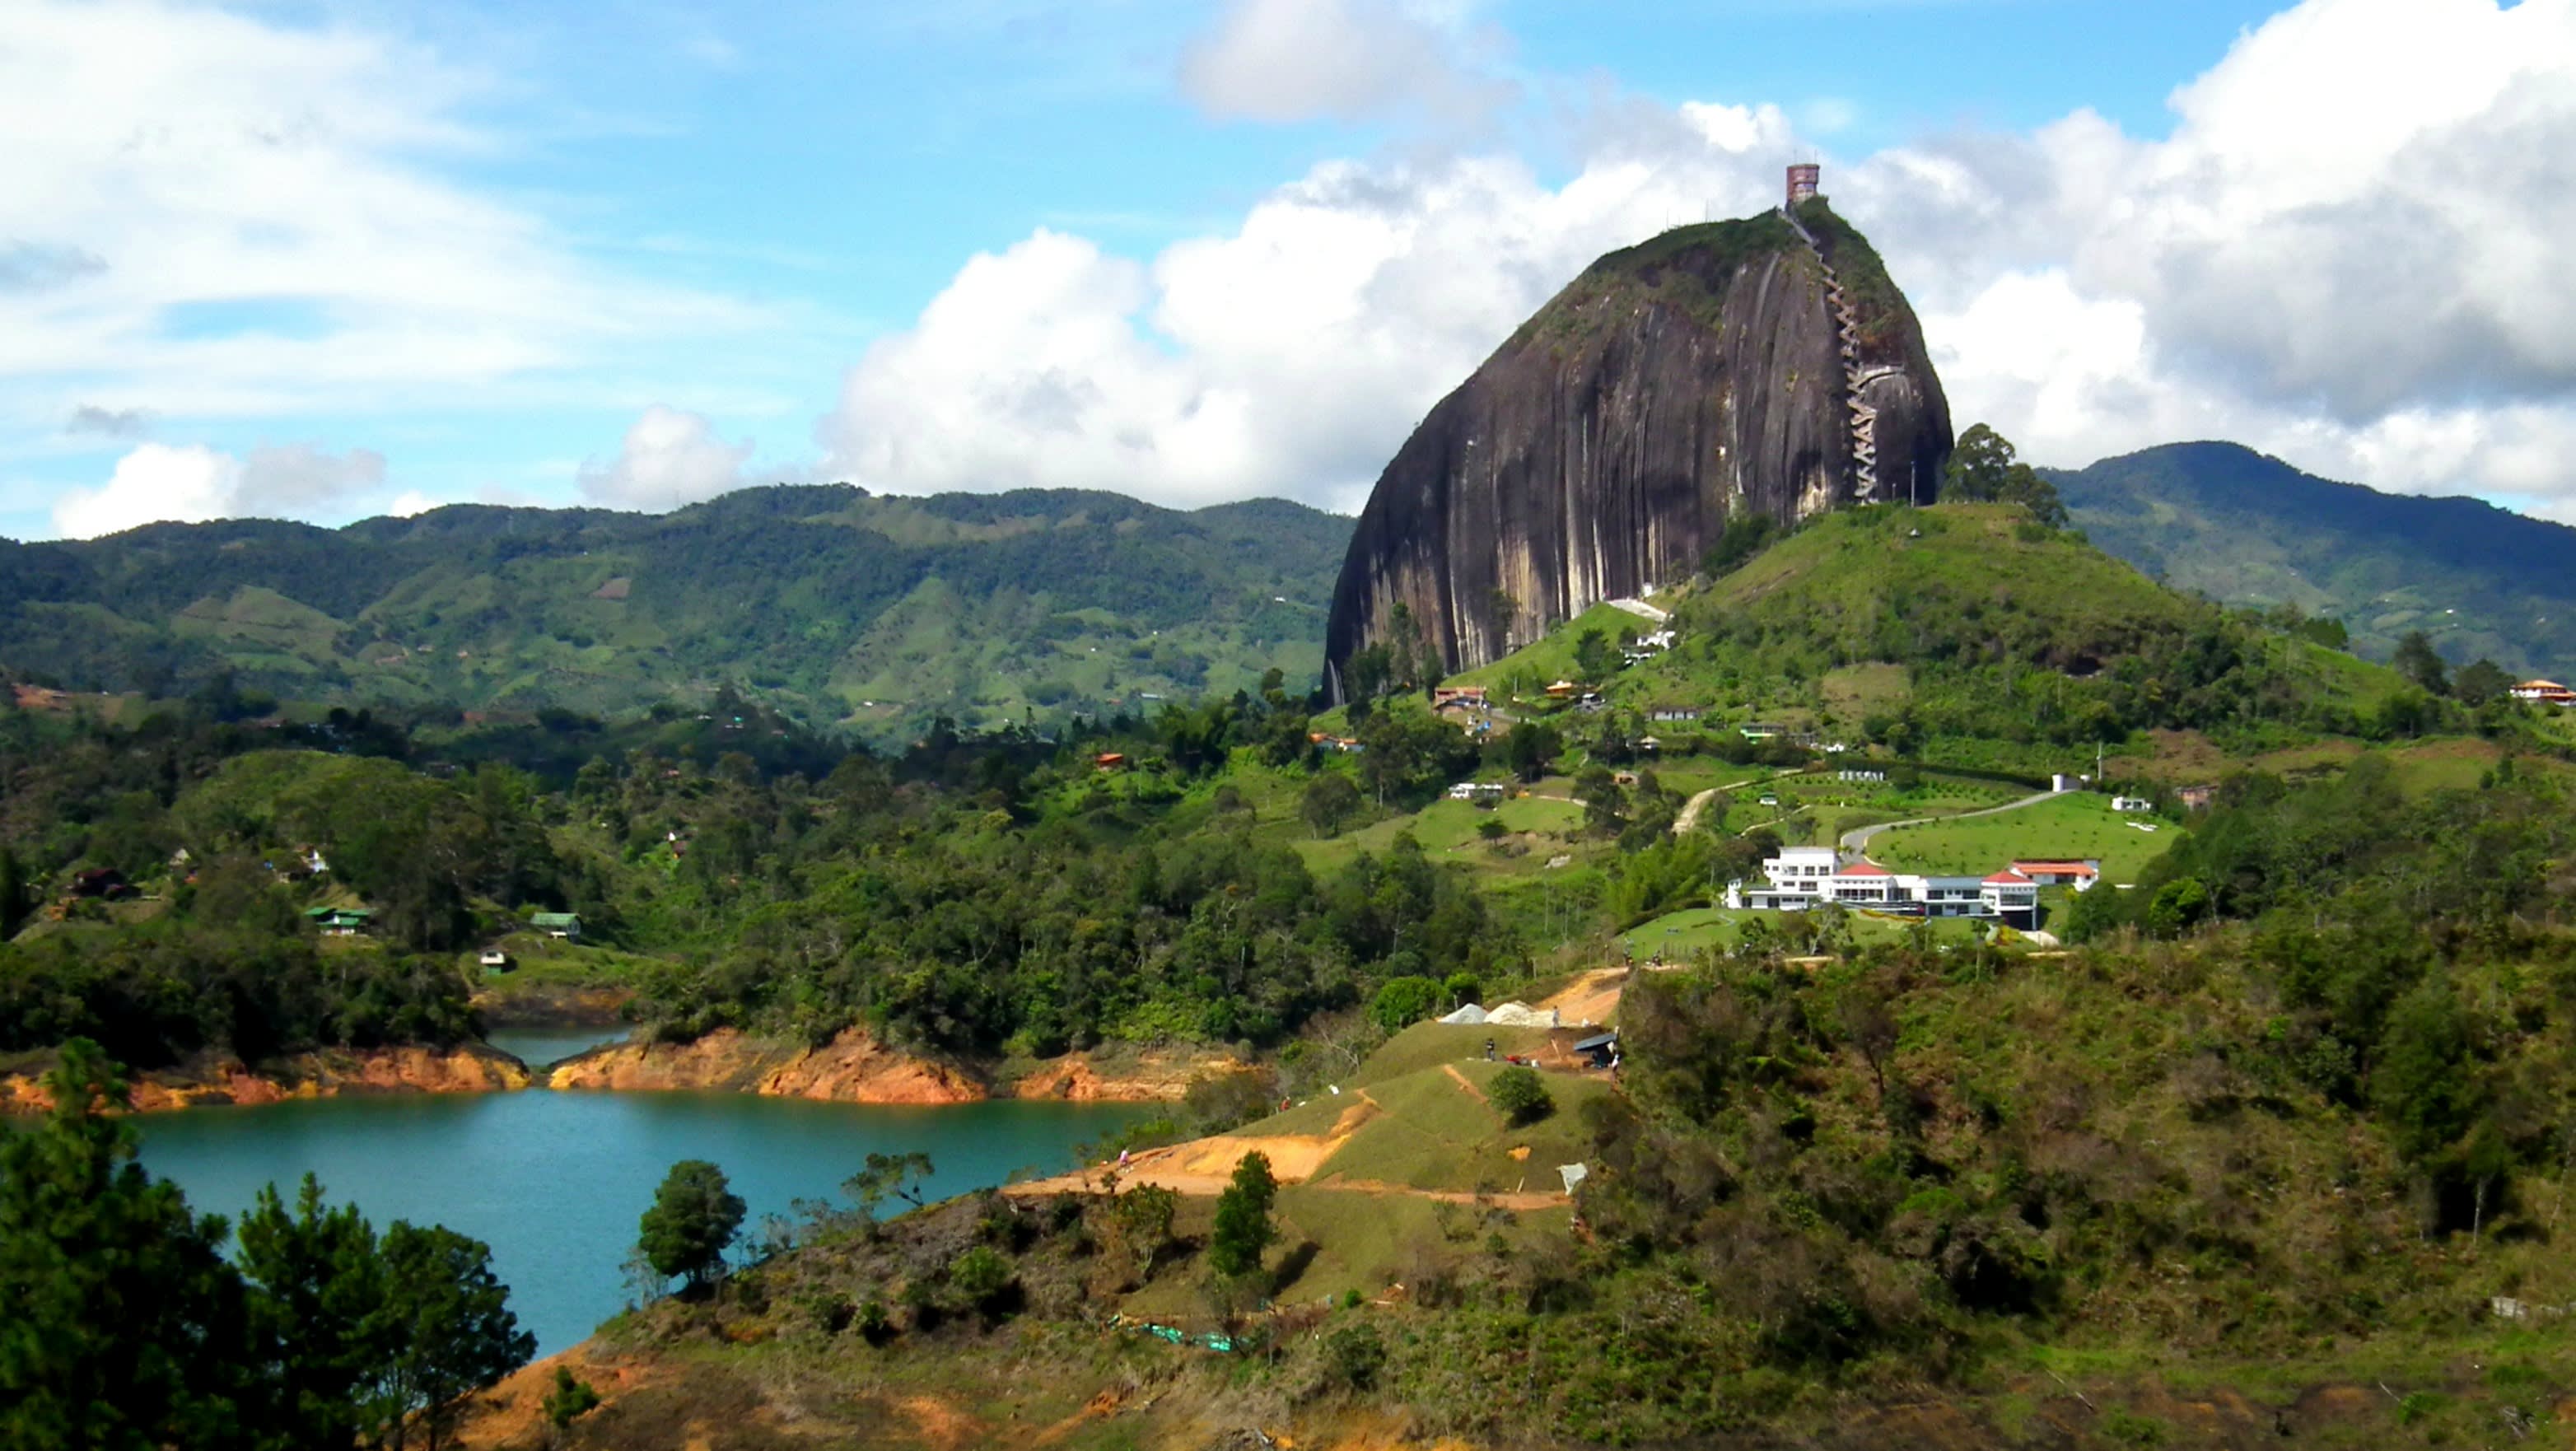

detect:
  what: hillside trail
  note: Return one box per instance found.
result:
[1005,1091,1381,1198]
[1672,772,1782,834]
[1440,1064,1489,1103]
[1840,789,2060,855]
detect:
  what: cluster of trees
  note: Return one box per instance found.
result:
[0,1043,532,1450]
[2074,755,2565,943]
[0,914,476,1071]
[1941,423,2069,528]
[2391,628,2522,711]
[2062,758,2576,1227]
[631,818,1508,1057]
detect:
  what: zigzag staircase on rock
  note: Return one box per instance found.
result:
[1782,206,1880,503]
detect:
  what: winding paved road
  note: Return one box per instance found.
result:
[1839,789,2060,856]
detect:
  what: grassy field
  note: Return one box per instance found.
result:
[1347,1022,1564,1088]
[1287,788,1589,879]
[1307,1059,1612,1195]
[1867,791,2177,883]
[1710,770,2025,839]
[1446,600,1661,697]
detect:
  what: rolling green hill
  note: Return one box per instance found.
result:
[0,486,1348,739]
[2051,441,2576,678]
[1458,502,2415,772]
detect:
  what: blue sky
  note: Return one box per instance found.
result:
[7,0,2574,539]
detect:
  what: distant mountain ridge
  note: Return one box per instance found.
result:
[0,485,1349,736]
[12,441,2574,733]
[2048,441,2576,676]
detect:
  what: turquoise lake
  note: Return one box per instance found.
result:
[132,1033,1146,1354]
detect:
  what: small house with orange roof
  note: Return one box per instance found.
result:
[2009,859,2100,890]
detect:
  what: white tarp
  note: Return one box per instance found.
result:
[1558,1163,1589,1193]
[1438,1004,1489,1025]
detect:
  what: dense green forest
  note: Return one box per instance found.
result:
[0,485,1347,741]
[569,753,2576,1449]
[2055,441,2576,676]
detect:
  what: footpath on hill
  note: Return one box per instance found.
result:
[1004,1085,1568,1211]
[1671,771,1785,834]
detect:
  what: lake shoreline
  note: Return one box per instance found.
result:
[6,1029,1252,1115]
[0,1040,534,1115]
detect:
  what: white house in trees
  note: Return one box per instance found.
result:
[1728,849,2040,927]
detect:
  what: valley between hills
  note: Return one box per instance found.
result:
[16,198,2576,1451]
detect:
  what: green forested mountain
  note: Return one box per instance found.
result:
[19,443,2576,750]
[0,486,1348,738]
[22,481,2576,1449]
[2051,441,2576,677]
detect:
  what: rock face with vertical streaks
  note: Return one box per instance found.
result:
[1323,198,1950,695]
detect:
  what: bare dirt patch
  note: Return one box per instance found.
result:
[1534,967,1625,1026]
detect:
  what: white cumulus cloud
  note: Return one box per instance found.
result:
[2,0,768,528]
[820,123,1795,511]
[49,440,393,539]
[51,445,242,539]
[579,406,754,510]
[824,0,2576,517]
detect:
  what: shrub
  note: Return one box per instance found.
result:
[856,1298,893,1342]
[948,1245,1016,1311]
[542,1366,602,1428]
[1325,1323,1388,1390]
[1489,1066,1554,1125]
[1370,976,1443,1033]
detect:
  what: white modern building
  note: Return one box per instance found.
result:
[1727,851,2041,927]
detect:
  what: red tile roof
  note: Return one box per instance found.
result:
[1836,861,1893,878]
[1984,869,2037,885]
[2010,860,2098,875]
